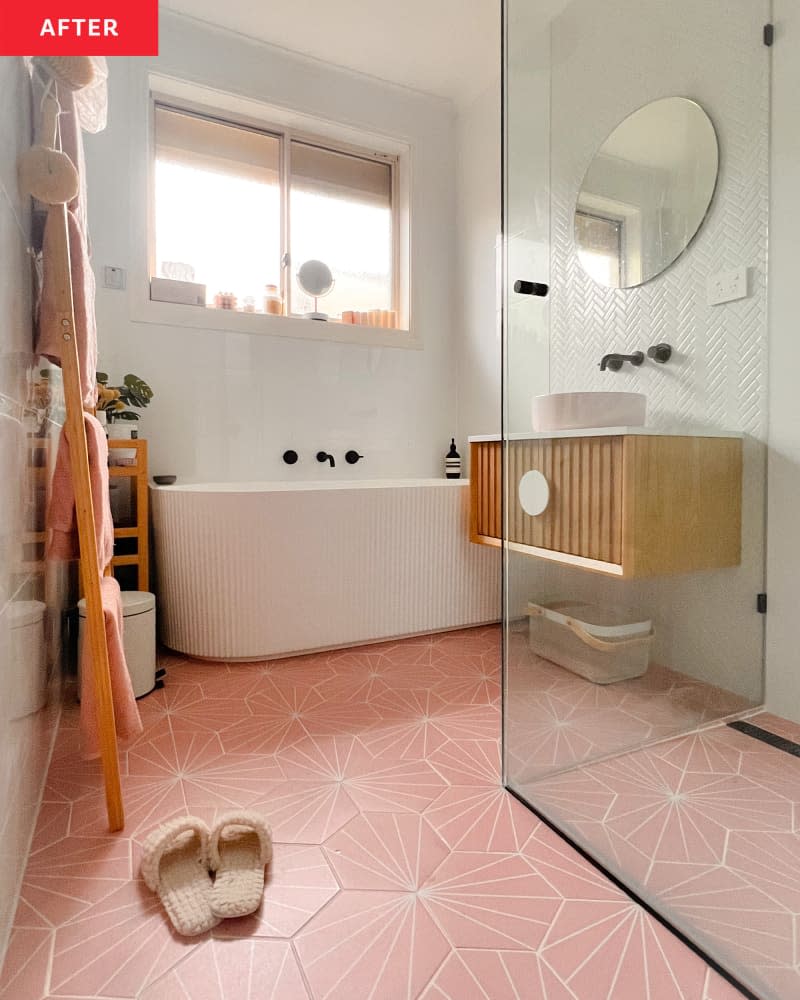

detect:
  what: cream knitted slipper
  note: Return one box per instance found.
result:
[208,811,273,918]
[140,817,219,936]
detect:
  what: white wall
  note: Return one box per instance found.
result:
[0,59,66,962]
[85,11,459,485]
[765,3,800,722]
[455,79,501,463]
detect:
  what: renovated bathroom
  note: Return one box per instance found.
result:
[1,0,800,997]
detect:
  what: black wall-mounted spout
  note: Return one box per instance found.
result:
[316,451,336,467]
[600,351,645,372]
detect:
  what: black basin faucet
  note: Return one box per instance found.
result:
[600,351,645,372]
[316,451,336,467]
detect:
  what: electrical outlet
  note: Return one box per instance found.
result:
[104,265,126,290]
[707,266,749,306]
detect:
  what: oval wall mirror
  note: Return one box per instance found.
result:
[574,97,719,289]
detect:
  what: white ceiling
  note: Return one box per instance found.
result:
[160,0,500,107]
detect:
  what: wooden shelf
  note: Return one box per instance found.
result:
[470,435,742,578]
[107,438,149,591]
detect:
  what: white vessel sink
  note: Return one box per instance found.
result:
[531,392,646,432]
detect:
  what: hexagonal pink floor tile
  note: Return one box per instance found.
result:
[48,880,198,997]
[421,852,561,950]
[140,938,309,999]
[424,785,539,853]
[422,948,575,1000]
[0,927,52,999]
[324,812,449,890]
[427,738,500,785]
[294,890,448,1000]
[214,843,339,937]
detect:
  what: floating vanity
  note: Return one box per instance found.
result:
[469,429,742,578]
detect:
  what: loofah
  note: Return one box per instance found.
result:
[140,816,220,937]
[17,95,79,206]
[208,811,273,919]
[35,56,96,91]
[18,146,79,205]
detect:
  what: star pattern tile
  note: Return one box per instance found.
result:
[516,712,800,1000]
[2,627,792,1000]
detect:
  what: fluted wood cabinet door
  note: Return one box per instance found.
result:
[470,435,741,578]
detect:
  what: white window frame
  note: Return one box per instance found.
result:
[130,73,416,349]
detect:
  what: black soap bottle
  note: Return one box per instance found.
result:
[445,438,461,479]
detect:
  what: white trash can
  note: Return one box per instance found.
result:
[78,591,156,698]
[6,600,48,719]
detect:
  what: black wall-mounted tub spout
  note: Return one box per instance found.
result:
[316,451,336,467]
[600,351,645,372]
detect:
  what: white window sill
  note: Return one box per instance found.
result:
[130,298,420,350]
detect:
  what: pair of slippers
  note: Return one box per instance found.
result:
[141,812,273,936]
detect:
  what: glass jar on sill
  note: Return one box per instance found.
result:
[264,284,283,315]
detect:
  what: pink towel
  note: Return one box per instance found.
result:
[80,576,143,759]
[46,412,142,758]
[47,413,113,568]
[36,207,98,408]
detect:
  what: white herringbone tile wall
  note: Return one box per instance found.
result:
[508,0,769,703]
[550,0,769,438]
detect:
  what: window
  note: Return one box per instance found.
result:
[153,104,397,325]
[575,210,623,287]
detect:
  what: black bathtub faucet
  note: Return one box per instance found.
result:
[316,451,336,467]
[599,351,645,372]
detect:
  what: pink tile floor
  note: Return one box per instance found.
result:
[505,624,755,783]
[522,712,800,1000]
[0,626,749,1000]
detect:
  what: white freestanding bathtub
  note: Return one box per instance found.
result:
[150,479,500,660]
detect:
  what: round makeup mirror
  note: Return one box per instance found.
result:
[297,259,334,321]
[574,97,719,289]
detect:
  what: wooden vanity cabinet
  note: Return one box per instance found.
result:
[470,435,742,578]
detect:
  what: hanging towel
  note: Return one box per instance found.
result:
[34,80,97,407]
[47,412,112,567]
[46,412,142,757]
[36,207,97,408]
[80,575,143,758]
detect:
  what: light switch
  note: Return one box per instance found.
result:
[707,266,749,306]
[104,265,126,290]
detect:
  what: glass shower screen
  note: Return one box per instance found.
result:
[501,0,770,993]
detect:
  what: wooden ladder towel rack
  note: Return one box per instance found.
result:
[50,202,124,831]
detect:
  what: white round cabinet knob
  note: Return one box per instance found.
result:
[518,470,550,516]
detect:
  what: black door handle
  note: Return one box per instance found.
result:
[513,279,549,297]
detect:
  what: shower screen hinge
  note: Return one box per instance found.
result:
[757,593,768,614]
[763,23,774,47]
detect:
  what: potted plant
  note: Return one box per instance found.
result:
[96,372,154,463]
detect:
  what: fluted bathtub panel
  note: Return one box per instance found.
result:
[151,481,500,660]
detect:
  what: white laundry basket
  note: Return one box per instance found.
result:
[78,591,156,698]
[528,600,654,684]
